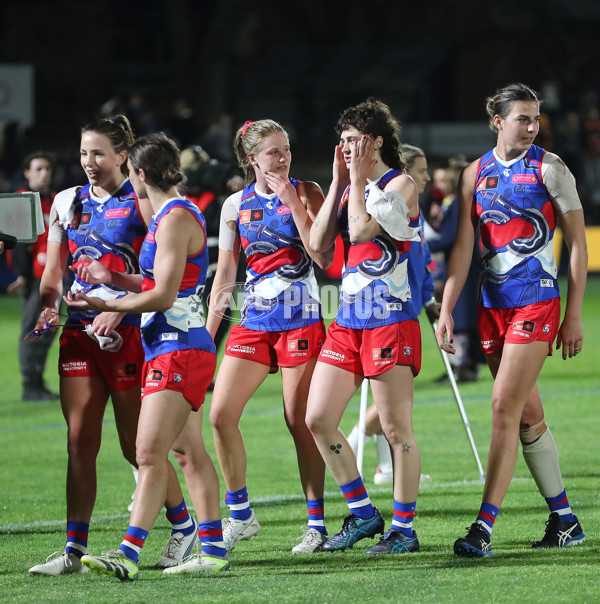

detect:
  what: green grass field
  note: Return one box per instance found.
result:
[0,276,599,603]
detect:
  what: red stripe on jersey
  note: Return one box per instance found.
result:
[246,247,302,274]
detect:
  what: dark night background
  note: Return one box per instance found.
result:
[2,0,600,219]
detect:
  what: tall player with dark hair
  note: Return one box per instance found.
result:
[307,99,423,555]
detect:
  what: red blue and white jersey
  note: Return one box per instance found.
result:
[139,197,216,361]
[474,145,560,309]
[337,169,420,329]
[236,179,322,331]
[64,180,146,327]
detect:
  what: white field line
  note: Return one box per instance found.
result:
[0,477,532,533]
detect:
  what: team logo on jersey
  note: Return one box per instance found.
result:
[145,232,155,243]
[239,209,264,224]
[372,347,393,360]
[277,206,292,215]
[147,368,164,382]
[477,176,498,191]
[288,339,309,352]
[512,174,537,184]
[81,212,92,225]
[105,208,131,218]
[513,320,535,333]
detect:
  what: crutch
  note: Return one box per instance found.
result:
[431,318,486,481]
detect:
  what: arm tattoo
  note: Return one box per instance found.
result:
[348,215,360,223]
[330,444,342,454]
[314,217,321,228]
[402,443,412,454]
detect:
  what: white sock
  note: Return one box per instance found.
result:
[522,427,564,498]
[347,426,371,456]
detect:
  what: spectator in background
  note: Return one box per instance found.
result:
[8,151,59,401]
[427,158,481,383]
[582,104,600,206]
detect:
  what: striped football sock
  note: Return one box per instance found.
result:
[225,487,252,521]
[476,502,499,537]
[546,488,576,522]
[340,477,374,520]
[307,498,326,534]
[65,521,89,559]
[119,526,148,564]
[391,500,416,536]
[199,520,227,558]
[166,498,195,536]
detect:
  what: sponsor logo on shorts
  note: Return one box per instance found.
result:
[372,347,393,360]
[320,349,345,362]
[173,374,182,383]
[228,344,256,355]
[61,361,88,371]
[277,206,292,215]
[239,209,264,223]
[386,303,403,311]
[403,346,411,356]
[147,368,164,382]
[543,324,550,334]
[481,339,498,350]
[540,278,553,287]
[288,339,309,352]
[161,333,178,340]
[512,174,537,184]
[513,320,535,333]
[105,208,131,218]
[115,364,138,377]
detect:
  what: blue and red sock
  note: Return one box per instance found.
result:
[476,502,499,537]
[119,526,148,564]
[225,487,251,521]
[165,498,195,536]
[198,520,227,558]
[65,521,89,559]
[391,500,416,536]
[340,477,374,520]
[545,489,576,522]
[307,498,326,534]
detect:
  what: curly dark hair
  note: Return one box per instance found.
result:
[335,98,405,171]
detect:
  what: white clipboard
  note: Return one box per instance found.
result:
[0,192,45,243]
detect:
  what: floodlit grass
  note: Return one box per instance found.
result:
[0,276,598,603]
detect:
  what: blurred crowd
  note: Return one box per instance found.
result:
[2,87,600,223]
